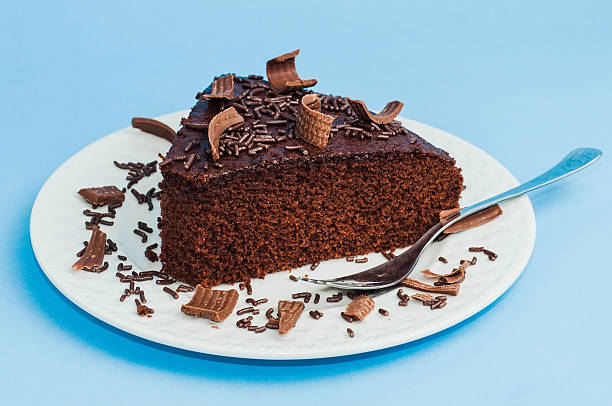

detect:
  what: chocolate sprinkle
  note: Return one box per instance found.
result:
[341,312,354,323]
[163,287,179,299]
[113,160,157,190]
[133,229,148,243]
[137,221,153,233]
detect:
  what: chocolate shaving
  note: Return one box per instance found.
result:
[439,207,460,224]
[438,270,466,285]
[78,186,125,205]
[401,278,460,296]
[71,226,106,270]
[442,205,503,234]
[208,107,244,161]
[278,300,305,334]
[296,94,334,148]
[420,269,443,278]
[203,74,235,100]
[131,117,176,143]
[180,285,239,322]
[411,293,435,303]
[347,99,404,125]
[266,49,317,92]
[344,295,375,321]
[421,266,466,281]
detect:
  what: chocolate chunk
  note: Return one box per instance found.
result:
[131,117,176,142]
[442,205,503,234]
[181,285,239,322]
[346,99,404,125]
[78,186,125,205]
[265,49,318,92]
[401,278,460,296]
[296,94,334,148]
[203,74,235,100]
[208,107,244,161]
[278,300,305,334]
[344,295,375,321]
[72,226,107,270]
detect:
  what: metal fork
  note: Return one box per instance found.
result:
[300,148,602,290]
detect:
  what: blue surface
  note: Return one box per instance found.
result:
[1,1,610,404]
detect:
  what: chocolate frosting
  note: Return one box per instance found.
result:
[165,75,455,180]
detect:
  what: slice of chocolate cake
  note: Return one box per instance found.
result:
[159,53,462,287]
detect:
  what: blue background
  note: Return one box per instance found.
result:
[1,1,610,404]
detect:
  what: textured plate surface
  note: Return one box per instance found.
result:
[30,111,536,360]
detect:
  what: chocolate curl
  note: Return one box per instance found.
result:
[411,293,435,303]
[72,226,107,270]
[347,99,404,125]
[208,107,244,161]
[203,74,235,100]
[266,49,318,92]
[401,278,460,296]
[421,268,464,279]
[440,205,503,234]
[131,117,176,142]
[439,269,466,285]
[344,295,375,321]
[296,94,334,148]
[181,285,239,322]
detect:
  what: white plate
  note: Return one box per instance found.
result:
[30,111,535,360]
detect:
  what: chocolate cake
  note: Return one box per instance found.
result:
[159,53,463,287]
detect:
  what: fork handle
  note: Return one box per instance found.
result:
[452,148,602,223]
